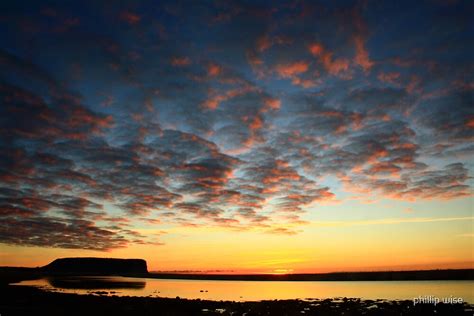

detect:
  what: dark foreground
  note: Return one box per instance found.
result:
[1,285,473,316]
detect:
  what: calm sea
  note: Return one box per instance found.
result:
[15,277,474,303]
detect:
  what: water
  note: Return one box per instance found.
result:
[15,277,474,303]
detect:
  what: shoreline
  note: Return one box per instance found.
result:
[1,284,473,316]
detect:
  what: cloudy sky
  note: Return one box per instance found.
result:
[0,0,472,273]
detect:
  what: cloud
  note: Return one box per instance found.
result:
[207,63,222,76]
[0,0,471,251]
[202,86,253,110]
[351,8,373,72]
[262,97,281,112]
[311,216,474,228]
[265,227,300,235]
[275,60,310,78]
[255,34,292,52]
[120,11,141,25]
[309,43,350,76]
[171,56,191,67]
[344,87,409,112]
[378,72,401,85]
[272,60,317,87]
[0,216,128,250]
[345,163,471,201]
[353,35,373,72]
[0,83,113,142]
[414,91,473,143]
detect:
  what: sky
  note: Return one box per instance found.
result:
[0,0,472,273]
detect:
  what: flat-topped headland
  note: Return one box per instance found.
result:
[0,257,148,284]
[42,257,148,275]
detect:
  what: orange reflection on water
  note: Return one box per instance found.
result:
[16,277,474,303]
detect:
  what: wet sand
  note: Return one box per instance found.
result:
[1,284,472,316]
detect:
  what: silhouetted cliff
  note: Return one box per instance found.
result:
[42,258,148,275]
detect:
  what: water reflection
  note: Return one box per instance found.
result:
[46,276,146,290]
[16,277,474,303]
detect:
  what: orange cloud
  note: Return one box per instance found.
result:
[351,113,364,130]
[261,161,301,185]
[246,51,266,78]
[207,63,222,76]
[171,56,191,67]
[256,35,292,52]
[466,117,474,128]
[366,148,389,164]
[319,110,343,118]
[262,97,281,112]
[243,115,264,131]
[274,61,313,87]
[256,35,272,52]
[353,36,373,72]
[351,8,373,72]
[406,75,421,94]
[395,143,418,150]
[202,85,255,110]
[378,72,400,84]
[309,43,350,76]
[291,77,318,88]
[275,61,309,78]
[367,162,401,176]
[68,107,114,131]
[120,11,141,25]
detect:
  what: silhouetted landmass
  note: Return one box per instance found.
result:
[148,269,474,281]
[0,257,148,285]
[42,257,148,275]
[0,257,472,285]
[0,267,42,285]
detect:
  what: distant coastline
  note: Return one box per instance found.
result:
[1,267,473,284]
[146,269,474,281]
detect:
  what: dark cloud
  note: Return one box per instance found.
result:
[345,163,471,201]
[0,217,128,251]
[343,87,410,113]
[415,91,473,143]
